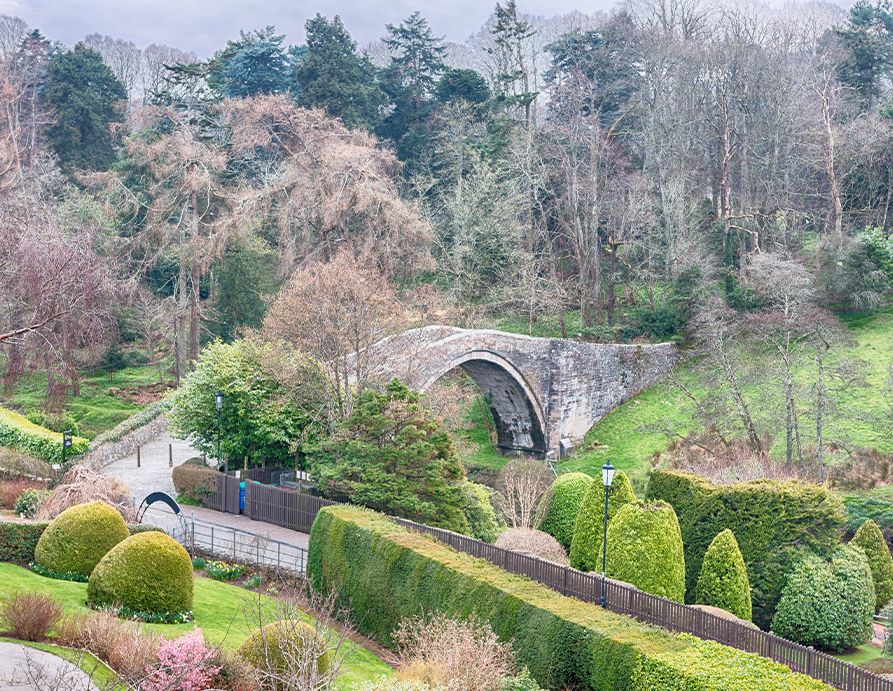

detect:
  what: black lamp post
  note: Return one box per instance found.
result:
[600,461,616,608]
[215,391,224,473]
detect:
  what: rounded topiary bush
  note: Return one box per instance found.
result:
[695,529,752,621]
[851,519,893,611]
[238,620,329,680]
[34,500,129,579]
[537,472,593,551]
[569,470,636,572]
[88,531,193,616]
[495,528,569,565]
[771,546,874,652]
[605,501,686,602]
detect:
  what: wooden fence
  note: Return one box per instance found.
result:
[391,518,893,691]
[201,472,334,534]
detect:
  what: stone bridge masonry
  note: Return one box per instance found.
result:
[361,326,677,458]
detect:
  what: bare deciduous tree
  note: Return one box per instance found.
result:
[495,457,553,529]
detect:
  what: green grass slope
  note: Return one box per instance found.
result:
[0,562,391,688]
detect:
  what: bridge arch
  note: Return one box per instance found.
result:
[419,350,548,456]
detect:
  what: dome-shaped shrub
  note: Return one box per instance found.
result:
[88,531,193,616]
[34,500,129,579]
[495,528,568,564]
[238,620,329,680]
[695,529,752,621]
[771,546,874,652]
[569,470,635,572]
[605,501,686,602]
[851,519,893,610]
[538,472,593,551]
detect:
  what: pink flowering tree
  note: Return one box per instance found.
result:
[144,629,221,691]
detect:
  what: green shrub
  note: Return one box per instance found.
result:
[537,472,593,551]
[0,521,47,562]
[695,529,752,621]
[34,501,129,578]
[307,505,827,691]
[172,464,219,503]
[127,523,163,535]
[14,487,49,517]
[307,380,469,533]
[88,531,193,616]
[569,470,635,572]
[462,481,504,543]
[851,519,893,610]
[605,501,686,602]
[238,620,329,679]
[0,406,89,462]
[843,494,893,542]
[646,469,846,628]
[25,409,80,437]
[771,546,875,652]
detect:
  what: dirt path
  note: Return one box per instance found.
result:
[0,642,98,690]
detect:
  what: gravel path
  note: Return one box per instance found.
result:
[0,642,98,690]
[101,432,198,505]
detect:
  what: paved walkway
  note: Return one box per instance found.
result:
[100,432,310,556]
[0,642,97,690]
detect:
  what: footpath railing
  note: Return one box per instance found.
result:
[392,518,893,691]
[197,472,891,690]
[170,516,308,574]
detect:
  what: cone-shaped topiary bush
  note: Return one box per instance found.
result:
[88,531,193,616]
[238,620,330,680]
[34,500,129,579]
[537,472,593,551]
[569,470,635,572]
[695,529,752,621]
[605,501,686,602]
[771,545,874,652]
[851,519,893,611]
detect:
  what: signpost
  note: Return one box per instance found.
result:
[62,430,73,466]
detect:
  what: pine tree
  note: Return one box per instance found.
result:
[695,529,753,621]
[295,15,386,131]
[378,12,447,167]
[836,0,893,111]
[43,44,127,171]
[207,27,291,98]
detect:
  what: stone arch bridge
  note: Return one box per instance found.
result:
[359,326,676,458]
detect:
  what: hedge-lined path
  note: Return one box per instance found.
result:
[0,641,97,690]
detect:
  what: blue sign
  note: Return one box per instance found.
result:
[239,481,246,512]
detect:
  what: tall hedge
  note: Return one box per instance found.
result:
[771,546,875,652]
[606,502,686,602]
[570,470,636,572]
[646,469,846,628]
[695,529,752,621]
[0,521,47,563]
[851,519,893,610]
[307,505,828,690]
[537,472,593,551]
[0,406,89,462]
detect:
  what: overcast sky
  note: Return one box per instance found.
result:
[1,0,852,56]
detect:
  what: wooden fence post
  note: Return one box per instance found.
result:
[136,446,141,468]
[168,444,173,467]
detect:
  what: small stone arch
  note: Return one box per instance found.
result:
[420,350,548,456]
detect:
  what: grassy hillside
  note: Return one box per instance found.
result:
[0,365,167,439]
[464,309,893,492]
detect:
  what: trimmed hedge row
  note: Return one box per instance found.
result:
[852,519,893,610]
[307,505,828,691]
[0,406,89,462]
[646,470,846,628]
[570,470,636,572]
[0,521,47,563]
[172,464,219,502]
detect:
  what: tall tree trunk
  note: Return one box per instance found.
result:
[819,78,843,247]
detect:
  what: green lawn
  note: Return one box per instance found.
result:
[461,308,893,494]
[833,642,885,665]
[0,636,123,689]
[0,365,166,439]
[0,563,392,688]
